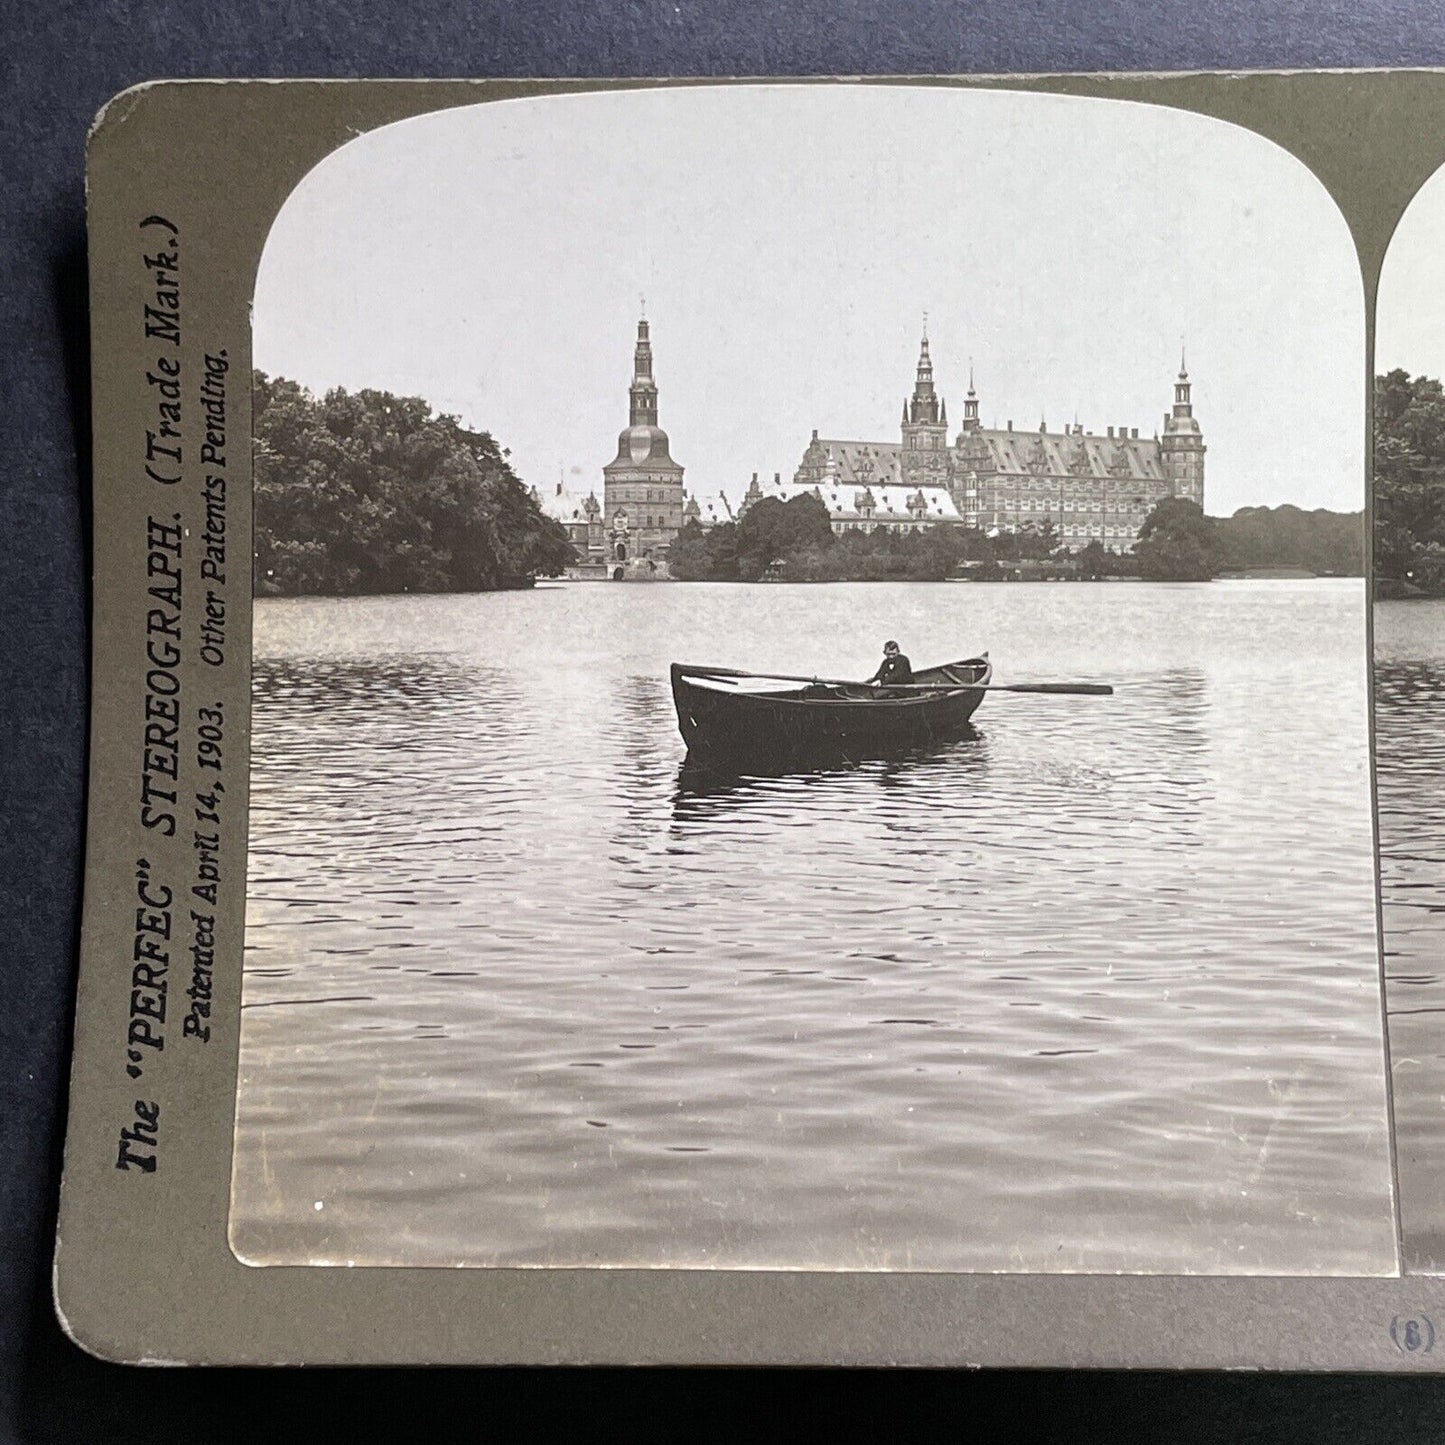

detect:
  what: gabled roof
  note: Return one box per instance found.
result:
[970,428,1163,481]
[753,474,962,524]
[684,490,736,524]
[805,440,903,486]
[805,428,1162,482]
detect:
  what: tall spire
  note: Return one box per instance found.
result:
[961,358,980,430]
[1173,344,1193,416]
[629,311,658,427]
[916,330,934,389]
[907,322,941,425]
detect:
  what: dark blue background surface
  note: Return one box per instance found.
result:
[8,4,1445,1438]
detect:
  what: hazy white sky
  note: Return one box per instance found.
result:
[255,84,1365,515]
[1379,160,1445,381]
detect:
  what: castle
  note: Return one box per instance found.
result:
[757,329,1204,547]
[539,317,1204,573]
[542,316,687,579]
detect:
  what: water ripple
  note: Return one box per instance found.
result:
[231,580,1393,1274]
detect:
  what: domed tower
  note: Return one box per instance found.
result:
[1159,349,1205,506]
[901,320,950,489]
[603,313,686,568]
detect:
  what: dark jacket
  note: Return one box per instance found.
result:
[871,653,913,685]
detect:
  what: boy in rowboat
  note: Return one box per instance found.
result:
[869,640,913,687]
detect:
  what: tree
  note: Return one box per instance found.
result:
[735,493,835,579]
[990,529,1021,562]
[666,519,717,580]
[252,373,574,596]
[1133,497,1222,582]
[1016,517,1060,560]
[956,526,995,562]
[1075,539,1112,579]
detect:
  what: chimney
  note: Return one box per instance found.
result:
[1131,428,1138,439]
[1007,420,1013,432]
[774,472,781,485]
[1107,427,1114,438]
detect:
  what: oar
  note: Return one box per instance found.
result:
[677,665,1113,696]
[972,682,1113,695]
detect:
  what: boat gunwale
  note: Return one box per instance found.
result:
[671,658,992,711]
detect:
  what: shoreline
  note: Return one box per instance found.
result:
[251,574,1369,602]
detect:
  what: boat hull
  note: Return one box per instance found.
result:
[670,657,992,765]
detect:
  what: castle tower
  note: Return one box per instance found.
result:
[960,364,981,432]
[948,361,994,520]
[1159,350,1205,507]
[602,314,686,571]
[901,321,950,487]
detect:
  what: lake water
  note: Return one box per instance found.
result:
[230,579,1397,1274]
[1376,599,1445,1273]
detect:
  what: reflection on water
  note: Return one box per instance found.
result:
[672,728,986,808]
[231,580,1394,1274]
[1376,601,1445,1272]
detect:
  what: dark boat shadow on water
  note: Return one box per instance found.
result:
[670,724,989,820]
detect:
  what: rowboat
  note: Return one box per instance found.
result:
[670,655,993,764]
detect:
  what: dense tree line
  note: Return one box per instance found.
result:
[1216,505,1363,576]
[252,372,575,596]
[1133,500,1364,582]
[1375,369,1445,596]
[669,495,981,582]
[669,491,1362,584]
[670,494,1067,584]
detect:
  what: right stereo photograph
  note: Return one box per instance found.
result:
[1376,154,1445,1273]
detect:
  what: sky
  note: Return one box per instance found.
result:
[254,84,1366,516]
[1378,159,1445,380]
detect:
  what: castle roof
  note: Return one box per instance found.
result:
[801,441,906,486]
[684,489,736,525]
[806,428,1163,484]
[608,423,682,469]
[972,428,1163,481]
[753,473,962,524]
